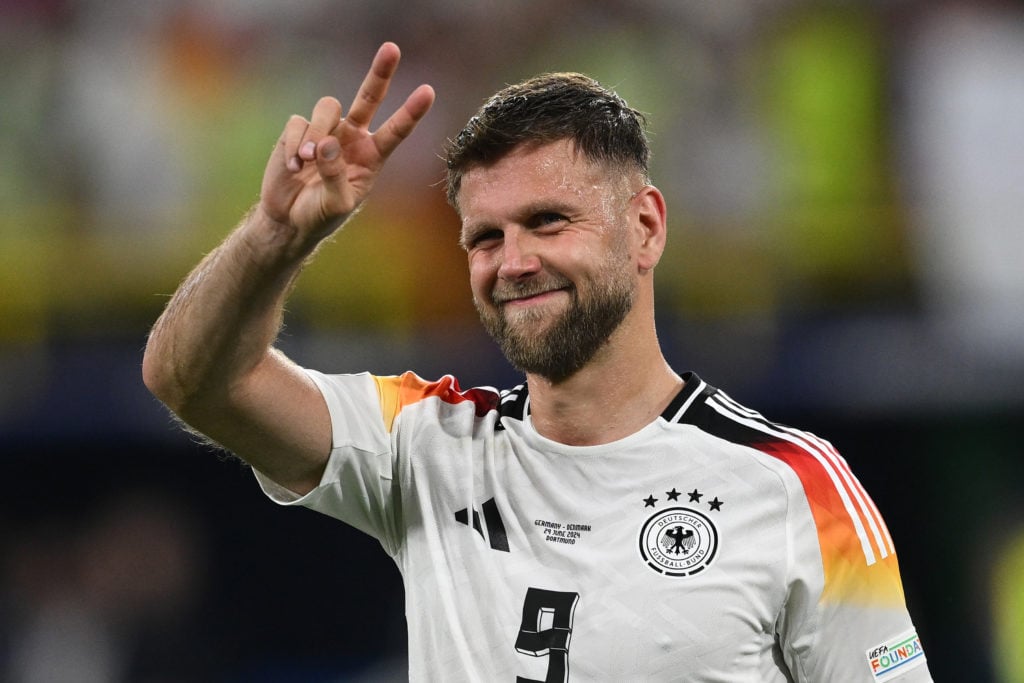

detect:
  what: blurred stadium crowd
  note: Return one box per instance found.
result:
[1,0,1022,680]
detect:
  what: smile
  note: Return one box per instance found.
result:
[494,287,569,306]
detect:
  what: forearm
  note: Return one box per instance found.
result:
[142,205,312,418]
[139,43,431,490]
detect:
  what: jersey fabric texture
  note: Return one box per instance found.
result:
[257,370,931,682]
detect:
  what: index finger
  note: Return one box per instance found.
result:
[343,42,402,131]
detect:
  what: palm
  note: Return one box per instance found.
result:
[266,129,380,234]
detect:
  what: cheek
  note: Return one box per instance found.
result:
[467,257,495,299]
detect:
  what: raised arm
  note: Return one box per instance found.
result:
[142,43,435,494]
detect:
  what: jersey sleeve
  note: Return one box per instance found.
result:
[254,369,494,556]
[768,437,932,682]
[254,370,402,551]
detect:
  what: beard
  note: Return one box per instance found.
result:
[476,265,635,383]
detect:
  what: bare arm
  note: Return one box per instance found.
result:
[142,43,435,494]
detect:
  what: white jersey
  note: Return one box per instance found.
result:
[257,370,931,682]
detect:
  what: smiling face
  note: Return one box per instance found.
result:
[458,139,645,382]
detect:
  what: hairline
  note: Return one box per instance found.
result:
[450,137,648,216]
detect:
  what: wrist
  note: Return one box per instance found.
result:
[238,204,318,270]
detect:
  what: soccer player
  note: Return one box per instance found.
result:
[143,42,932,681]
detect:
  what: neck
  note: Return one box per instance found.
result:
[525,319,682,446]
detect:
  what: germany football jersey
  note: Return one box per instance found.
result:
[257,370,931,682]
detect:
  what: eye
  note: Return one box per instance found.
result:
[464,228,503,250]
[530,212,569,229]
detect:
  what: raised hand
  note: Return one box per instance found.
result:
[258,42,435,251]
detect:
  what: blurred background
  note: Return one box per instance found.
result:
[1,0,1022,680]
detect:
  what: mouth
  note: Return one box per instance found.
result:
[493,286,570,307]
[491,273,575,305]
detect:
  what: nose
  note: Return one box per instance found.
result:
[496,228,541,281]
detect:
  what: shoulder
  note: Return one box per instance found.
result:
[370,372,539,433]
[667,374,834,462]
[671,374,852,496]
[671,373,896,569]
[309,369,531,433]
[372,372,500,413]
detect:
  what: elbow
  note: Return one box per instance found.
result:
[141,348,164,397]
[141,338,188,414]
[142,334,244,424]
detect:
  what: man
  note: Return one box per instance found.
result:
[143,42,931,681]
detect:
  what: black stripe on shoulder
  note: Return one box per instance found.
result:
[664,373,780,449]
[495,383,529,431]
[660,371,717,423]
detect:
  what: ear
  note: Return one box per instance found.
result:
[632,185,668,272]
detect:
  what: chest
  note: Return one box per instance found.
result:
[399,430,802,680]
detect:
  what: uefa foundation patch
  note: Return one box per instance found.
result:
[865,630,927,681]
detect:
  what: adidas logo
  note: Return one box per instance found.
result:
[454,497,509,552]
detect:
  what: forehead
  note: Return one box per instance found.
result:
[456,140,618,220]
